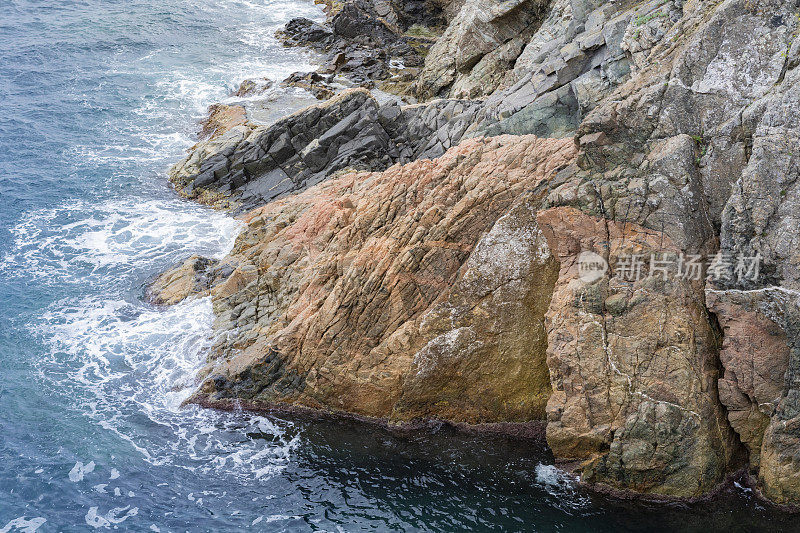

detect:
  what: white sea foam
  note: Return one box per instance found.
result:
[35,289,299,479]
[84,506,138,529]
[534,464,592,511]
[69,460,96,482]
[0,197,243,283]
[3,178,292,489]
[128,0,323,127]
[259,514,296,523]
[0,517,47,533]
[535,463,573,487]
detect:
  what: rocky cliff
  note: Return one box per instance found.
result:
[155,0,800,505]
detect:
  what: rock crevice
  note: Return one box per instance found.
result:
[153,0,800,504]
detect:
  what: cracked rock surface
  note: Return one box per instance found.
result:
[153,0,800,503]
[159,135,576,422]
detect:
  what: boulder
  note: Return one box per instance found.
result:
[232,77,274,98]
[197,104,247,141]
[146,255,235,305]
[175,135,577,423]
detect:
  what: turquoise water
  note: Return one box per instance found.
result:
[0,0,798,530]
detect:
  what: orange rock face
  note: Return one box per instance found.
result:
[185,135,577,422]
[149,128,752,498]
[706,291,790,470]
[150,133,745,497]
[707,288,800,504]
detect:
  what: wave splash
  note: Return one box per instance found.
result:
[3,193,297,481]
[535,463,593,512]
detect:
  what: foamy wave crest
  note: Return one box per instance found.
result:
[37,292,298,479]
[0,197,243,284]
[534,464,592,511]
[0,517,47,533]
[5,191,296,481]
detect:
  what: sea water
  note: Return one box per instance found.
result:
[0,0,797,530]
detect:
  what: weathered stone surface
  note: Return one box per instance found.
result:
[385,97,482,160]
[158,0,800,505]
[171,136,577,422]
[197,104,247,141]
[552,0,799,500]
[530,0,796,257]
[279,17,335,49]
[719,53,800,291]
[620,0,685,73]
[278,0,435,91]
[394,197,559,421]
[705,287,800,504]
[146,255,235,306]
[460,0,634,139]
[169,89,391,211]
[538,206,741,497]
[169,88,482,213]
[232,77,274,98]
[709,32,800,501]
[706,290,790,470]
[413,0,549,99]
[279,72,337,100]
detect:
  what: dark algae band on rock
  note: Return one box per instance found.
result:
[157,0,800,505]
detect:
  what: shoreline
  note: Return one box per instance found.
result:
[167,2,737,503]
[8,0,800,528]
[191,394,800,512]
[157,0,800,509]
[189,393,548,441]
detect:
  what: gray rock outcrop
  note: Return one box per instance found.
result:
[169,89,481,212]
[158,0,800,506]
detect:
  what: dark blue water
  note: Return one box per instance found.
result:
[0,0,798,530]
